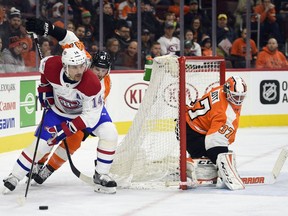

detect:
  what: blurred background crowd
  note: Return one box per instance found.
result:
[0,0,287,73]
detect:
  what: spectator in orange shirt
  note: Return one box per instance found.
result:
[21,36,36,69]
[168,0,190,18]
[118,0,137,20]
[253,0,283,47]
[230,28,258,68]
[256,38,288,69]
[201,36,212,57]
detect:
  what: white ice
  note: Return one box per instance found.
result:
[0,127,288,216]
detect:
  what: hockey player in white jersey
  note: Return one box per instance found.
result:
[19,17,118,194]
[3,44,117,193]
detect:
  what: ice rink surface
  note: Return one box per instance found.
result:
[0,127,288,216]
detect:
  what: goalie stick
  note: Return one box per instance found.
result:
[61,147,288,188]
[172,147,288,188]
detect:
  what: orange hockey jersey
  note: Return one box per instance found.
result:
[186,85,241,148]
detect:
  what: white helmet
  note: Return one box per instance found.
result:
[62,47,87,66]
[224,76,247,106]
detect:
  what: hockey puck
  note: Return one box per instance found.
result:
[39,205,48,210]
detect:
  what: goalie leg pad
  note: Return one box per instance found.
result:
[186,158,198,187]
[216,152,245,190]
[195,157,218,182]
[187,157,218,186]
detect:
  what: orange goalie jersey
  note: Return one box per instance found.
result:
[186,85,241,148]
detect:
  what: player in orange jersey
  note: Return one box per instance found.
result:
[25,18,117,194]
[185,76,247,190]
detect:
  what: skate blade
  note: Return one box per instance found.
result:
[94,185,116,194]
[2,187,10,195]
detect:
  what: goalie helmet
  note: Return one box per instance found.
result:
[224,76,247,106]
[91,51,112,70]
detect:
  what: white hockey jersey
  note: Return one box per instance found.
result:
[39,56,103,130]
[157,36,180,55]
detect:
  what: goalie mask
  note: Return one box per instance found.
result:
[224,76,247,106]
[62,47,88,81]
[91,51,112,80]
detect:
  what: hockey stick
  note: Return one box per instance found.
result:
[62,146,288,189]
[23,109,46,199]
[63,139,94,186]
[171,147,288,188]
[240,147,288,186]
[23,33,46,200]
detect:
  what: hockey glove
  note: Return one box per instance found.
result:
[38,84,54,108]
[46,121,77,146]
[25,17,53,36]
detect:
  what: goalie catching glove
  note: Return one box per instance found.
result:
[25,17,53,36]
[46,121,77,146]
[38,84,54,108]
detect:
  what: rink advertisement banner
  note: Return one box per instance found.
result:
[0,70,288,152]
[0,78,18,135]
[20,80,36,127]
[106,73,149,121]
[0,76,40,138]
[226,71,288,115]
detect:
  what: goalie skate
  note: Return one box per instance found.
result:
[93,171,117,194]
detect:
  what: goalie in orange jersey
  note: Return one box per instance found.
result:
[185,75,247,190]
[25,18,117,194]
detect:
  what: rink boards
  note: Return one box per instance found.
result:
[0,69,288,152]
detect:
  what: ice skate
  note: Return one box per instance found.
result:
[3,174,20,193]
[93,171,117,194]
[26,163,43,181]
[33,165,55,184]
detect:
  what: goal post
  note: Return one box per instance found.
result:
[110,55,226,189]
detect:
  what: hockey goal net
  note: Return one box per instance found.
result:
[110,55,225,189]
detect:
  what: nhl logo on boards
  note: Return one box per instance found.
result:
[260,80,279,104]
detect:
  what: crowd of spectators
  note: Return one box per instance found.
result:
[0,0,287,73]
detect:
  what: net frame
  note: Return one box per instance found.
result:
[111,55,226,190]
[178,56,226,189]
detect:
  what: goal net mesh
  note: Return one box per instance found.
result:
[110,55,224,189]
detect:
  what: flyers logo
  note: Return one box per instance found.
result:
[62,41,84,51]
[62,41,91,59]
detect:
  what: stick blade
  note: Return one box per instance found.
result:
[272,148,288,179]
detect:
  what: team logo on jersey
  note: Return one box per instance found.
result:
[260,80,279,104]
[211,89,220,104]
[58,96,80,109]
